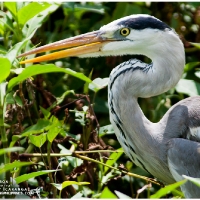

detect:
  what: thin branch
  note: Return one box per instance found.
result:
[19,151,162,187]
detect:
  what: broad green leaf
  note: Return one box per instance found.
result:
[184,62,200,72]
[6,29,37,64]
[8,64,91,91]
[99,124,115,137]
[104,147,123,174]
[40,106,51,119]
[21,119,52,136]
[15,170,58,184]
[100,186,117,199]
[175,79,200,96]
[0,10,15,33]
[10,135,22,147]
[0,81,7,106]
[101,170,120,186]
[0,58,11,83]
[74,109,86,126]
[89,77,109,93]
[0,147,24,156]
[52,181,90,191]
[4,2,17,18]
[29,133,47,148]
[0,161,32,174]
[74,4,105,14]
[112,2,142,21]
[22,3,59,38]
[71,192,83,199]
[183,175,200,187]
[150,179,187,198]
[190,42,200,49]
[6,92,23,106]
[57,144,73,155]
[52,183,62,191]
[195,71,200,79]
[17,2,51,26]
[0,82,7,125]
[11,68,24,75]
[56,90,75,105]
[171,189,184,197]
[62,181,90,190]
[47,121,62,142]
[115,190,132,199]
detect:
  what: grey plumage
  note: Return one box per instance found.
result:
[18,14,200,198]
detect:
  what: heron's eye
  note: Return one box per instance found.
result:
[120,28,130,36]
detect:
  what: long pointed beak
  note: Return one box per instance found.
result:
[18,31,110,64]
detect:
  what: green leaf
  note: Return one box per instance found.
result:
[0,82,7,125]
[6,92,23,106]
[195,71,200,79]
[56,90,75,105]
[0,10,15,33]
[104,147,123,174]
[183,175,200,187]
[17,2,51,26]
[115,190,132,199]
[10,135,22,147]
[0,161,33,174]
[47,118,62,142]
[15,170,58,184]
[184,62,200,72]
[62,181,90,190]
[150,179,187,198]
[71,192,83,199]
[4,2,17,18]
[112,2,142,21]
[89,77,109,93]
[99,124,115,137]
[22,3,60,38]
[39,106,51,119]
[21,119,52,136]
[74,4,105,15]
[7,30,37,64]
[0,147,24,155]
[100,186,117,199]
[0,57,11,83]
[52,183,62,191]
[8,64,91,91]
[52,180,90,198]
[175,79,200,96]
[190,42,200,49]
[29,133,47,148]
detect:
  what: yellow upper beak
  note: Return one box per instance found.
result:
[18,31,110,64]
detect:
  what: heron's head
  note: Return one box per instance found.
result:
[18,14,183,64]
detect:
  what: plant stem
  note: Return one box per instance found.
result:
[74,153,162,186]
[0,82,10,182]
[20,149,123,157]
[19,151,162,187]
[47,142,57,198]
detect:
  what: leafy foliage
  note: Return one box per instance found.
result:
[0,2,200,198]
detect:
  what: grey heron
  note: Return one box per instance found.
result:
[18,14,200,198]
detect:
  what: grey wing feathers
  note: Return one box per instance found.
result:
[167,138,200,198]
[163,96,200,141]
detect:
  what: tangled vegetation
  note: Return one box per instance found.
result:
[0,2,200,198]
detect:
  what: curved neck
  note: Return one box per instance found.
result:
[108,35,185,135]
[107,31,185,183]
[109,29,185,98]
